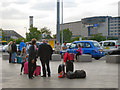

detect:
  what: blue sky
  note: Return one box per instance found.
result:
[0,0,119,38]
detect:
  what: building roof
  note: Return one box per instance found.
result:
[3,30,24,38]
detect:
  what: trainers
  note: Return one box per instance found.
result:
[20,72,22,75]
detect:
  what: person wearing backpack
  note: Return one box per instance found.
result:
[8,41,13,63]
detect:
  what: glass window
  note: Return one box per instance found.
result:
[77,42,84,48]
[69,43,76,49]
[103,42,115,46]
[85,42,91,48]
[92,42,100,47]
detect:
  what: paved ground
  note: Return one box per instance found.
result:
[1,52,119,88]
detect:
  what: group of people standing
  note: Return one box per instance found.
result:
[8,39,53,79]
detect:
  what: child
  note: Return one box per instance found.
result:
[75,44,82,61]
[20,47,28,75]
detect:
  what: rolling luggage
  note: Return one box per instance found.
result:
[58,64,65,78]
[66,60,74,73]
[24,61,28,74]
[33,66,41,76]
[74,70,86,78]
[66,71,76,79]
[17,56,22,64]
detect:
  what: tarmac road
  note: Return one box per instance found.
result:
[1,53,119,88]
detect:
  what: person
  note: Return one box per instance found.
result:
[62,42,67,50]
[8,41,13,63]
[11,41,17,63]
[19,40,26,52]
[54,42,61,54]
[17,46,21,56]
[61,42,68,57]
[38,39,53,77]
[20,47,28,75]
[75,44,82,61]
[26,43,30,54]
[28,39,37,79]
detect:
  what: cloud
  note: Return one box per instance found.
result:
[31,1,56,11]
[1,0,29,7]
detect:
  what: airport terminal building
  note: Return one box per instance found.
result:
[60,16,120,38]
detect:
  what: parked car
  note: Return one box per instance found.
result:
[2,45,8,52]
[108,48,120,55]
[61,40,105,60]
[99,40,120,54]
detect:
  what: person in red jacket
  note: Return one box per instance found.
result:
[75,44,82,61]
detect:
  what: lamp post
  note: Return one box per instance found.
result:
[57,0,60,44]
[61,0,64,45]
[24,27,27,34]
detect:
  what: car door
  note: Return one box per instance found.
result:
[84,42,92,54]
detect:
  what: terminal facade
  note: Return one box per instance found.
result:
[60,16,120,38]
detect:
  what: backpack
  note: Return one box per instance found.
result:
[8,44,12,53]
[74,70,86,78]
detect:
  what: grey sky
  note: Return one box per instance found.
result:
[0,0,119,38]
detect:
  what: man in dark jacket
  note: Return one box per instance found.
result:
[38,39,53,77]
[28,39,37,79]
[11,41,17,63]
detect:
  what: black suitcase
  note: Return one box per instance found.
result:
[66,60,74,73]
[66,71,76,79]
[75,70,86,78]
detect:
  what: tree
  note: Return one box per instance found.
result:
[26,26,42,41]
[53,29,72,43]
[61,29,72,43]
[8,38,15,43]
[88,33,106,42]
[15,38,27,44]
[40,27,52,39]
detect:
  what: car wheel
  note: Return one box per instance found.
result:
[94,57,100,60]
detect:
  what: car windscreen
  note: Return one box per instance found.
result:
[103,42,115,46]
[69,43,76,49]
[92,42,100,47]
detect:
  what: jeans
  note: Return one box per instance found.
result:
[12,52,16,63]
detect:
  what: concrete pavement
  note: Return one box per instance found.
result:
[1,53,119,88]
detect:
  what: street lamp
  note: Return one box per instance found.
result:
[24,27,27,34]
[61,0,64,45]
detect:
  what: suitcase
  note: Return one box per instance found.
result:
[66,60,74,73]
[17,56,22,63]
[58,64,65,78]
[74,70,86,78]
[24,62,28,74]
[33,66,41,76]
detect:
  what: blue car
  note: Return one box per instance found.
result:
[62,40,105,60]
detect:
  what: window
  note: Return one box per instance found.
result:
[92,42,100,47]
[69,43,76,49]
[103,42,115,46]
[85,42,91,48]
[77,42,84,48]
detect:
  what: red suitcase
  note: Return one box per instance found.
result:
[33,66,41,76]
[24,62,28,74]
